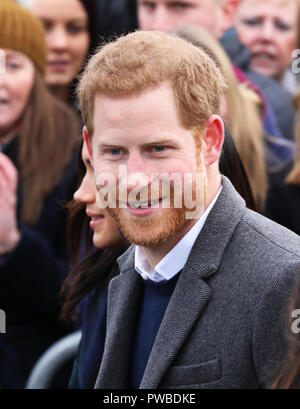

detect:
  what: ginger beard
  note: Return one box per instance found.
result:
[101,142,207,248]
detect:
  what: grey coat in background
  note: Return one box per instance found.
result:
[94,176,300,389]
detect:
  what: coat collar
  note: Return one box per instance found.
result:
[94,176,246,389]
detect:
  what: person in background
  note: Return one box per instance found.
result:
[266,87,300,235]
[175,25,267,211]
[137,0,296,142]
[236,0,300,94]
[0,0,80,388]
[29,0,92,108]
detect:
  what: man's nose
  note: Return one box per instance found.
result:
[125,152,150,192]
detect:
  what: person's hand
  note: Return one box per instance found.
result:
[0,153,21,255]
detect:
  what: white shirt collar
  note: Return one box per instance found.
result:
[135,186,222,282]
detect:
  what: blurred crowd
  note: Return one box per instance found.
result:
[0,0,299,389]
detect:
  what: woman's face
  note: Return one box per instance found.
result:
[0,49,34,137]
[31,0,90,88]
[236,0,299,80]
[74,143,122,249]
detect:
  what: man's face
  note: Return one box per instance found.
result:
[138,0,224,38]
[236,0,298,79]
[91,83,206,248]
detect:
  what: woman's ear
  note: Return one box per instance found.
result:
[83,126,93,165]
[203,115,224,166]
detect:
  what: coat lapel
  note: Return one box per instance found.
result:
[94,247,143,389]
[140,176,246,388]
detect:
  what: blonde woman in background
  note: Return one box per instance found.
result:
[175,25,267,211]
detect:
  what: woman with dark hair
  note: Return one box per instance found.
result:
[30,0,93,107]
[60,141,129,388]
[0,0,80,388]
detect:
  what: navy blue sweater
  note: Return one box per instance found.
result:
[130,274,180,388]
[0,137,78,388]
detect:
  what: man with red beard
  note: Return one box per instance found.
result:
[70,31,300,389]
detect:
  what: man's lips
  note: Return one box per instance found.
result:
[127,198,162,209]
[121,198,164,218]
[118,197,164,208]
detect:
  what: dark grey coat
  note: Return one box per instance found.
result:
[94,176,300,389]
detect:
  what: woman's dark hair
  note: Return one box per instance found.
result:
[271,280,300,389]
[81,0,137,47]
[79,0,102,53]
[220,123,257,211]
[60,143,129,323]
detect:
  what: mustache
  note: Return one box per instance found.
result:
[96,180,175,202]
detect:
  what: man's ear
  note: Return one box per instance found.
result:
[83,126,93,164]
[203,115,224,166]
[219,0,239,34]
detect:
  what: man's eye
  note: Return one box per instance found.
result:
[169,2,191,10]
[110,149,122,155]
[153,146,166,152]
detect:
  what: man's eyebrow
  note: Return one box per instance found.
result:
[144,138,176,146]
[97,142,124,149]
[97,138,176,148]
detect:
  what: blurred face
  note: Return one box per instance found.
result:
[236,0,299,79]
[73,143,122,249]
[91,84,205,249]
[31,0,90,87]
[0,49,34,137]
[138,0,234,38]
